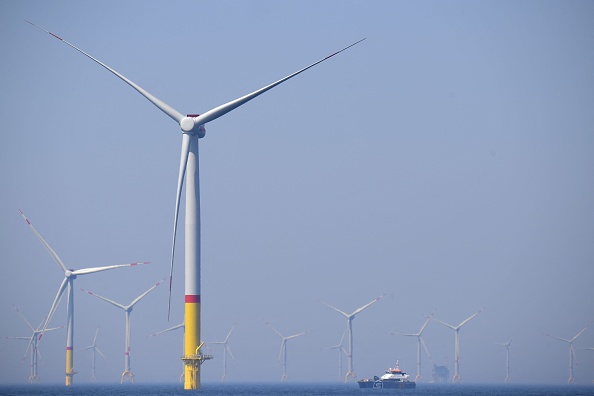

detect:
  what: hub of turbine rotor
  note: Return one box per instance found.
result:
[180,115,206,138]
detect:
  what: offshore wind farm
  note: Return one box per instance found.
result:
[1,0,594,389]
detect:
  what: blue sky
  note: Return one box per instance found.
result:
[1,0,593,385]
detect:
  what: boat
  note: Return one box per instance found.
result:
[357,361,416,389]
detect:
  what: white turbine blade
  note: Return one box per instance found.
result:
[72,261,149,276]
[351,294,385,317]
[278,341,285,362]
[40,277,68,337]
[226,345,236,362]
[42,325,63,333]
[543,333,571,343]
[25,21,184,124]
[286,330,310,340]
[168,132,192,319]
[11,305,35,332]
[19,210,68,273]
[318,300,349,318]
[457,308,484,328]
[95,346,107,360]
[80,288,126,310]
[192,39,366,128]
[391,332,417,338]
[420,337,432,360]
[92,327,100,345]
[264,321,284,338]
[78,345,93,352]
[129,278,164,308]
[225,324,236,343]
[4,335,35,362]
[419,315,432,334]
[148,322,184,337]
[432,317,456,330]
[21,337,35,362]
[571,328,587,343]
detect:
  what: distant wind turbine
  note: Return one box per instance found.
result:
[432,308,484,383]
[390,314,433,382]
[319,294,385,382]
[496,338,512,384]
[81,278,164,383]
[78,326,107,381]
[4,305,62,383]
[543,327,587,384]
[265,321,310,381]
[322,330,347,381]
[27,20,364,390]
[208,324,237,382]
[18,209,148,386]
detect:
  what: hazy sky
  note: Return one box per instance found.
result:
[1,0,593,386]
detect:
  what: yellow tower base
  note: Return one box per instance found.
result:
[182,352,213,390]
[65,347,75,386]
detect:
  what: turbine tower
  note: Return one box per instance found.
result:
[208,324,236,382]
[18,209,147,386]
[265,322,309,381]
[27,21,364,390]
[81,279,164,383]
[323,331,347,381]
[4,305,62,383]
[432,308,483,383]
[78,326,106,382]
[390,314,433,382]
[496,338,512,384]
[543,327,587,384]
[319,294,385,382]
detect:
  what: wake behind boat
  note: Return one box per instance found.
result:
[357,361,416,389]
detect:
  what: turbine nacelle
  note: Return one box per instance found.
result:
[181,115,206,138]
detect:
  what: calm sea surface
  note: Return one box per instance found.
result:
[0,383,593,396]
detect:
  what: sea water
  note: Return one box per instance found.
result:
[0,383,593,396]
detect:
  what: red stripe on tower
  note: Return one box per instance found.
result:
[185,295,201,303]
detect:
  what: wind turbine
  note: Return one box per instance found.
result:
[495,337,512,384]
[390,314,433,382]
[322,330,347,381]
[148,321,185,383]
[18,209,148,386]
[319,294,385,382]
[208,324,236,382]
[543,327,587,384]
[78,326,107,382]
[432,308,484,383]
[4,305,62,383]
[27,20,364,390]
[265,321,310,381]
[81,278,164,383]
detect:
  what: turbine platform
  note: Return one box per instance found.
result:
[181,353,213,388]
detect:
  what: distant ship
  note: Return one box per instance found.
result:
[357,361,416,389]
